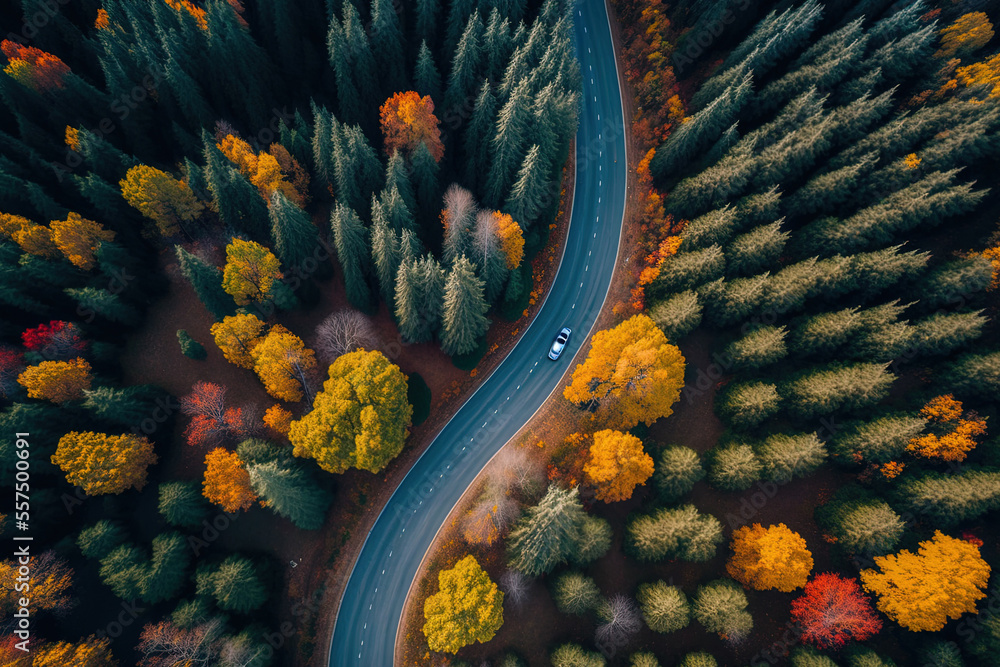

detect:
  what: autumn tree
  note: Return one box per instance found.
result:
[497,212,525,269]
[120,166,204,237]
[860,531,990,631]
[263,404,293,436]
[583,429,655,503]
[906,394,987,462]
[202,448,257,512]
[51,431,157,495]
[380,91,445,162]
[288,349,411,473]
[22,321,87,360]
[180,381,230,448]
[727,523,813,592]
[0,348,24,399]
[250,326,317,402]
[790,574,882,649]
[50,213,115,270]
[31,636,117,667]
[0,551,74,616]
[423,555,504,653]
[314,309,377,363]
[17,358,92,403]
[936,12,994,59]
[597,594,643,649]
[564,314,686,429]
[221,239,282,305]
[136,618,224,667]
[210,313,265,369]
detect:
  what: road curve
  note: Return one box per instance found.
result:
[328,0,628,662]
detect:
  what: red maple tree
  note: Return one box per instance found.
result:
[21,321,87,360]
[180,382,228,447]
[790,573,882,649]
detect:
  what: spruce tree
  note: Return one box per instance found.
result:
[415,0,440,46]
[81,385,160,428]
[395,260,424,343]
[371,0,407,94]
[371,214,401,307]
[158,481,211,529]
[626,505,723,562]
[248,460,333,530]
[485,78,532,207]
[330,203,373,311]
[445,0,477,57]
[411,141,441,224]
[507,485,588,576]
[483,8,513,84]
[504,144,550,227]
[269,191,319,270]
[415,254,447,340]
[441,254,490,356]
[203,136,269,240]
[310,102,335,190]
[445,12,485,112]
[465,80,498,191]
[471,210,509,304]
[900,470,1000,527]
[414,41,443,104]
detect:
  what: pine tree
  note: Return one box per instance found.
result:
[371,214,401,306]
[485,78,532,207]
[445,0,477,57]
[442,184,477,265]
[507,485,588,576]
[465,79,497,191]
[158,481,211,529]
[411,140,441,224]
[756,432,826,483]
[371,0,406,94]
[504,144,550,227]
[626,505,723,562]
[268,191,319,270]
[310,102,335,191]
[336,124,384,215]
[415,254,446,339]
[899,470,1000,526]
[445,12,485,112]
[330,203,372,311]
[247,460,333,530]
[82,385,160,428]
[708,442,764,491]
[376,183,414,234]
[203,135,269,240]
[415,0,440,46]
[414,41,444,108]
[395,259,423,343]
[174,246,235,320]
[441,254,490,356]
[483,8,513,84]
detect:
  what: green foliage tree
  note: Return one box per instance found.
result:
[158,481,211,529]
[708,442,763,491]
[756,432,827,483]
[898,470,1000,527]
[626,504,723,562]
[654,445,705,503]
[649,290,703,341]
[692,579,753,639]
[197,555,267,614]
[551,643,606,667]
[716,381,781,430]
[943,351,1000,400]
[725,326,788,370]
[727,221,789,276]
[247,459,333,530]
[552,571,602,616]
[176,329,206,360]
[784,363,894,419]
[637,581,690,633]
[507,485,604,576]
[174,245,234,320]
[77,520,126,560]
[829,414,926,464]
[441,255,490,356]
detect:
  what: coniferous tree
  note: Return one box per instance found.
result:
[385,150,417,216]
[483,8,513,84]
[371,215,401,307]
[465,80,498,190]
[415,254,447,339]
[943,351,1000,401]
[899,470,1000,527]
[471,210,509,303]
[445,0,477,57]
[507,485,595,576]
[626,505,723,563]
[247,459,333,530]
[441,255,490,356]
[552,571,602,616]
[504,144,551,228]
[203,136,270,240]
[330,203,373,311]
[415,0,440,46]
[174,246,235,320]
[411,141,441,224]
[371,0,407,94]
[310,103,336,191]
[414,42,443,106]
[445,12,485,112]
[485,78,532,207]
[708,442,764,491]
[269,191,319,270]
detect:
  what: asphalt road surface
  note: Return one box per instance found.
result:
[328,0,628,662]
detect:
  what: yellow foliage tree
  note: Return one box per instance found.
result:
[49,213,115,270]
[860,531,990,631]
[210,313,266,368]
[957,53,1000,99]
[907,394,988,462]
[582,429,654,502]
[563,313,685,429]
[202,447,257,512]
[263,405,293,436]
[120,165,204,236]
[422,555,504,654]
[0,552,74,614]
[495,212,525,269]
[222,239,282,305]
[727,523,814,592]
[0,214,59,259]
[250,326,316,402]
[936,12,994,59]
[51,431,157,495]
[17,358,92,403]
[33,636,117,667]
[218,134,305,205]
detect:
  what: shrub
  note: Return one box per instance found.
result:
[680,653,718,667]
[649,290,702,340]
[176,329,206,360]
[708,442,763,491]
[725,325,788,370]
[552,571,602,616]
[756,432,827,483]
[716,381,781,430]
[637,581,690,633]
[692,579,752,639]
[653,445,705,502]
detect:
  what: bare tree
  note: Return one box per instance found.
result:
[442,184,477,265]
[595,594,642,651]
[314,310,378,363]
[488,446,546,499]
[499,569,531,608]
[137,618,225,667]
[462,487,520,545]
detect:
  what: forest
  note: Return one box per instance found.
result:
[0,0,580,664]
[404,0,1000,665]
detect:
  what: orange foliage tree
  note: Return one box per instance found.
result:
[51,431,157,495]
[202,448,257,512]
[0,551,74,615]
[50,213,115,270]
[0,213,59,259]
[250,326,316,402]
[1,40,70,92]
[582,429,655,502]
[907,394,987,462]
[957,53,1000,99]
[217,134,306,205]
[263,405,293,436]
[936,12,994,59]
[17,358,92,403]
[495,212,525,269]
[860,531,990,631]
[380,92,445,162]
[564,313,685,429]
[164,0,207,29]
[727,523,814,592]
[32,636,117,667]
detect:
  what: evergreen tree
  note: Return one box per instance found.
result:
[756,432,826,483]
[269,191,319,270]
[66,288,140,325]
[485,78,532,207]
[725,326,788,370]
[638,581,691,633]
[829,413,926,464]
[465,80,498,191]
[899,470,1000,526]
[943,351,1000,400]
[371,0,407,93]
[445,12,485,112]
[247,459,333,530]
[483,8,513,83]
[411,141,441,224]
[650,245,725,296]
[376,184,414,235]
[203,136,269,240]
[415,254,447,339]
[726,221,789,277]
[507,485,589,576]
[911,311,987,357]
[441,254,490,356]
[330,203,373,311]
[395,259,423,343]
[784,363,895,419]
[716,381,781,430]
[445,0,477,57]
[917,257,994,311]
[385,150,417,216]
[414,42,444,107]
[708,442,764,491]
[626,505,723,563]
[174,245,235,320]
[81,385,161,428]
[198,555,268,613]
[471,210,509,303]
[415,0,440,46]
[552,571,602,616]
[311,103,336,191]
[648,290,703,341]
[692,579,753,639]
[504,144,551,227]
[158,481,211,529]
[371,214,401,306]
[654,446,705,503]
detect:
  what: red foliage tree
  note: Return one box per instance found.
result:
[0,347,25,398]
[379,91,445,162]
[790,573,882,649]
[1,40,70,92]
[21,321,87,360]
[180,382,228,447]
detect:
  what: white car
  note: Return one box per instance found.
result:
[548,327,572,360]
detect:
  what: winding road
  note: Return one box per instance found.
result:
[327,0,628,662]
